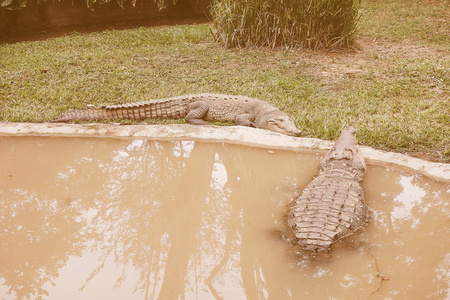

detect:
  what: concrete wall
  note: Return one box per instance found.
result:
[0,0,210,37]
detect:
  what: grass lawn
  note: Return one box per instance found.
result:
[0,0,448,162]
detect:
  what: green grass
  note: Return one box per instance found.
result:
[0,0,449,162]
[359,0,449,46]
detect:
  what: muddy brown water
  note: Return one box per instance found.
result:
[0,137,448,299]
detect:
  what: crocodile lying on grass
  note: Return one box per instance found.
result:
[288,126,369,252]
[51,93,302,137]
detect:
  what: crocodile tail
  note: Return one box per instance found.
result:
[51,107,107,122]
[51,99,188,122]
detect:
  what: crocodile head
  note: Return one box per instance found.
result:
[266,115,302,137]
[320,126,366,178]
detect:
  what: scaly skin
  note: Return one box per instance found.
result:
[51,93,302,137]
[287,126,368,252]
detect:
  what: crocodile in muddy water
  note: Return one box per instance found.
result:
[288,126,369,252]
[51,93,302,137]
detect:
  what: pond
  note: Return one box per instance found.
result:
[0,136,448,299]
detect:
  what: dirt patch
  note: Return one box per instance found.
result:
[301,36,447,80]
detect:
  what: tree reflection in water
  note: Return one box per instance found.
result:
[0,190,87,299]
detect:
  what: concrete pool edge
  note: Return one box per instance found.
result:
[1,122,448,182]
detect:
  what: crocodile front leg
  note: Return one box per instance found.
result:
[186,101,209,125]
[235,114,256,128]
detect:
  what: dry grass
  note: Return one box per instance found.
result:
[211,0,360,49]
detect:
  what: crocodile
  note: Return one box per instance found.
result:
[51,93,302,137]
[287,126,368,252]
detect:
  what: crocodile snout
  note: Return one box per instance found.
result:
[288,128,302,137]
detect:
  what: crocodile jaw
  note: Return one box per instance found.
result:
[266,116,301,137]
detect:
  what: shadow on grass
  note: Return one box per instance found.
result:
[1,16,210,45]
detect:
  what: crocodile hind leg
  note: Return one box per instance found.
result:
[186,101,209,125]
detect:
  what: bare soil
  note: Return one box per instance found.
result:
[304,36,447,80]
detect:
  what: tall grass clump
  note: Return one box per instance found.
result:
[211,0,360,49]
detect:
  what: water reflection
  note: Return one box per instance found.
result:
[361,165,449,299]
[0,137,448,299]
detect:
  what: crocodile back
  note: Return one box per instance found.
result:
[288,170,368,252]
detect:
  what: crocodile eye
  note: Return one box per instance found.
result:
[344,148,354,154]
